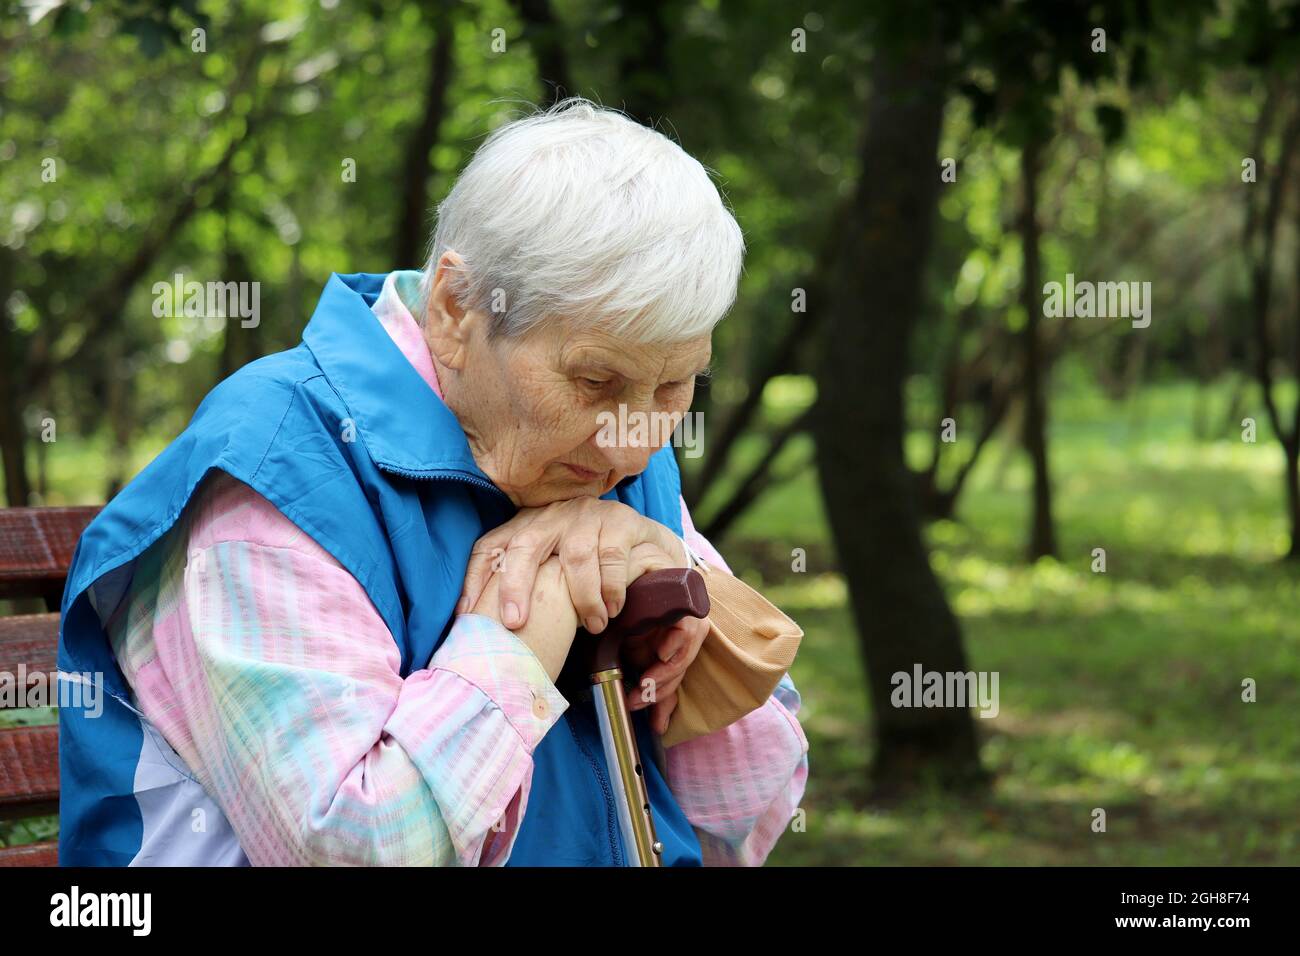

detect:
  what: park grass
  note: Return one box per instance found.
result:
[701,372,1300,865]
[6,373,1297,864]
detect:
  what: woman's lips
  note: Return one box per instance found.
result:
[565,463,602,481]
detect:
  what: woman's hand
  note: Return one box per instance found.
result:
[610,541,709,735]
[457,498,686,635]
[467,538,708,735]
[469,555,578,682]
[622,613,710,735]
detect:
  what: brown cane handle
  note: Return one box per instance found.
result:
[589,568,710,674]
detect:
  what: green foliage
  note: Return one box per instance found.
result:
[1,1,870,501]
[729,374,1300,865]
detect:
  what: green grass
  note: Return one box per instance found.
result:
[699,374,1300,865]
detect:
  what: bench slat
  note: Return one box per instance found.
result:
[0,726,59,819]
[0,505,97,857]
[0,615,60,704]
[0,841,57,866]
[0,506,99,601]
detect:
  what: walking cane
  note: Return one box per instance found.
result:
[582,567,710,867]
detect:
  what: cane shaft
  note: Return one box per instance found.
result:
[591,667,661,866]
[583,567,710,868]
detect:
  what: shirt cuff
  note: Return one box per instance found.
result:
[429,612,570,752]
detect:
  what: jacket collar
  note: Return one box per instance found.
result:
[302,272,496,482]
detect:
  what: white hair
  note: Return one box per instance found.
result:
[418,97,744,343]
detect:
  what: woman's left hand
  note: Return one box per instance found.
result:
[457,497,685,634]
[621,613,710,735]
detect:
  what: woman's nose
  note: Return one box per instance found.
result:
[592,405,678,475]
[599,435,658,476]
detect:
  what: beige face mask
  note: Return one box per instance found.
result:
[660,559,804,749]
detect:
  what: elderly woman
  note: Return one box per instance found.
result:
[57,99,808,866]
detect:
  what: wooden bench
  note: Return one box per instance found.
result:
[0,506,100,867]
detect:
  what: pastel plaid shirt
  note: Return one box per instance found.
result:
[105,271,808,866]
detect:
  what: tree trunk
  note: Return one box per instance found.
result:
[511,0,572,106]
[393,11,455,269]
[0,249,32,507]
[217,184,262,382]
[1285,440,1300,560]
[615,0,670,126]
[103,332,134,502]
[1287,194,1300,560]
[812,20,985,793]
[1019,134,1057,561]
[1243,95,1300,558]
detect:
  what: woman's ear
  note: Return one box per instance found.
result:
[424,250,478,370]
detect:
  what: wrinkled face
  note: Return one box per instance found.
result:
[463,325,711,506]
[424,273,712,507]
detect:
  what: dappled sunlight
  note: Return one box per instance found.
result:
[759,378,1300,864]
[985,704,1131,738]
[765,572,847,610]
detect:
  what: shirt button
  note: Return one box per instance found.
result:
[532,695,549,719]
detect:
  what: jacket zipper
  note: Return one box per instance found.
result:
[384,465,625,863]
[379,465,511,502]
[568,698,624,865]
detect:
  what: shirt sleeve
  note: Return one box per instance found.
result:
[110,473,568,867]
[666,496,810,866]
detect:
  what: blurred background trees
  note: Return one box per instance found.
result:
[2,0,1299,862]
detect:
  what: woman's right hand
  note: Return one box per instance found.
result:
[457,498,687,636]
[468,542,682,683]
[470,555,578,682]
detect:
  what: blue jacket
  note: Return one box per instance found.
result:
[56,272,703,866]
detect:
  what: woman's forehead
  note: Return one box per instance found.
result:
[556,331,712,379]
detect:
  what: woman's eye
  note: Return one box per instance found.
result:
[579,378,610,390]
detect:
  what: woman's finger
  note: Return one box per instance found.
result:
[632,644,695,708]
[461,500,684,629]
[653,622,691,664]
[600,502,685,619]
[631,617,706,699]
[457,509,542,612]
[626,540,679,580]
[558,513,607,634]
[660,614,708,660]
[596,544,631,623]
[626,688,679,734]
[458,535,512,613]
[635,660,688,702]
[495,526,557,627]
[650,691,679,735]
[600,529,676,627]
[625,612,704,672]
